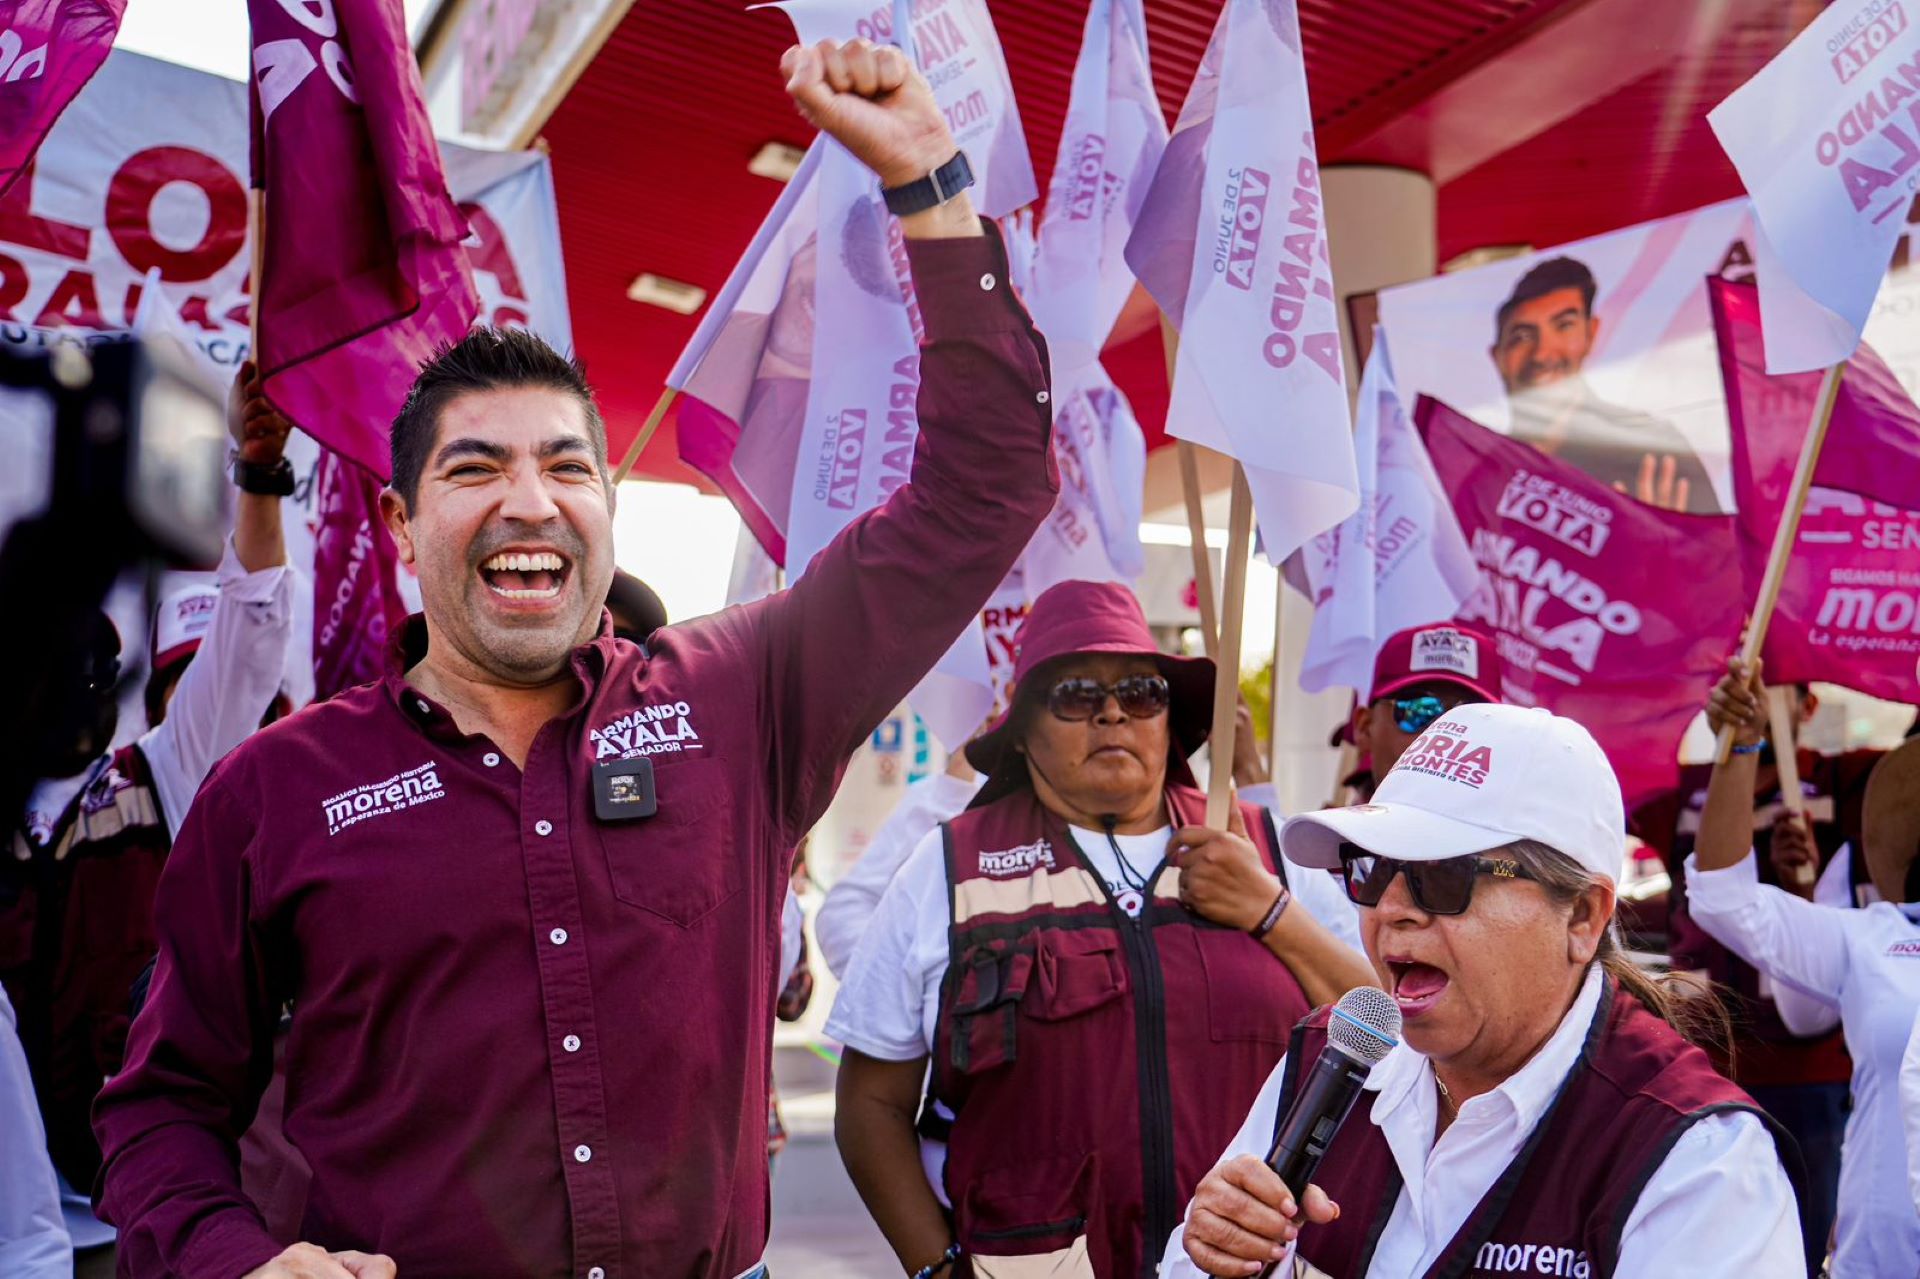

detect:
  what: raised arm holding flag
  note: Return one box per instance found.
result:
[1706,0,1920,760]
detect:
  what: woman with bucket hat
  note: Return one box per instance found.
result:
[826,579,1372,1279]
[1168,700,1803,1278]
[1683,658,1920,1275]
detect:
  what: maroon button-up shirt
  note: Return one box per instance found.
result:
[93,229,1056,1279]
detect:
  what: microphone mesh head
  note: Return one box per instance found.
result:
[1327,986,1402,1066]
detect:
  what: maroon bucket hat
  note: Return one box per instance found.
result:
[964,580,1215,807]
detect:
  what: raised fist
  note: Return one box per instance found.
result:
[228,360,294,466]
[780,37,955,190]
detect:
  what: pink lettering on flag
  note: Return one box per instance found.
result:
[1419,396,1743,806]
[1711,277,1920,701]
[312,448,408,700]
[248,0,479,480]
[0,0,126,195]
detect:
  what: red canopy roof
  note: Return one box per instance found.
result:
[539,0,1816,484]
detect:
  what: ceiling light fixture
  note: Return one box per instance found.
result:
[627,273,707,315]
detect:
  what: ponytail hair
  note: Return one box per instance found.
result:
[1503,839,1732,1055]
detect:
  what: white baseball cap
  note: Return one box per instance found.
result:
[152,584,219,672]
[1282,702,1626,885]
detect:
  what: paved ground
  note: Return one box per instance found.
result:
[766,1040,897,1277]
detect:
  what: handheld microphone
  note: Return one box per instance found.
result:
[1266,986,1402,1194]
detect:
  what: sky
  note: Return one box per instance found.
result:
[115,0,441,81]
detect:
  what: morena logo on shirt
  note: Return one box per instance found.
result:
[978,838,1055,878]
[1472,1240,1591,1277]
[1394,720,1495,789]
[590,701,702,761]
[1886,939,1920,958]
[321,762,445,836]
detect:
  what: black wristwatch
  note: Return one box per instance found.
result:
[231,452,295,497]
[882,150,974,217]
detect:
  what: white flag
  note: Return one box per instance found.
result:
[1708,0,1920,372]
[1124,0,1358,564]
[1287,331,1476,694]
[1018,0,1163,595]
[760,0,1037,747]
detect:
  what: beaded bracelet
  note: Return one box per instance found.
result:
[1730,738,1768,756]
[911,1243,963,1279]
[1250,887,1293,940]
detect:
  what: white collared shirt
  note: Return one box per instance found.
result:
[815,770,982,979]
[1687,851,1920,1276]
[1161,965,1801,1278]
[0,989,70,1278]
[141,538,292,838]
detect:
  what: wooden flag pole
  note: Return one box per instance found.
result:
[1765,685,1815,888]
[1267,570,1285,787]
[248,189,265,351]
[613,386,678,486]
[1206,464,1254,828]
[1160,314,1219,658]
[1713,361,1846,763]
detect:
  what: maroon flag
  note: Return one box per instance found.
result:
[1711,278,1920,702]
[1419,397,1743,806]
[312,448,409,700]
[249,0,478,480]
[0,0,127,194]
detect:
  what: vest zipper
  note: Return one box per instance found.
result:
[1119,899,1177,1275]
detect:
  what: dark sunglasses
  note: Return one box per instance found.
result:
[1386,691,1484,734]
[1337,843,1536,916]
[1046,674,1171,721]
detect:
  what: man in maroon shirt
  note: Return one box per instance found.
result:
[92,38,1056,1279]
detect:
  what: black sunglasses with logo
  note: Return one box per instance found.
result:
[1047,674,1171,722]
[1337,842,1536,916]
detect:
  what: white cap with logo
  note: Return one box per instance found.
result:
[1282,702,1627,885]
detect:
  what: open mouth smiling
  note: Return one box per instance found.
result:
[479,550,572,601]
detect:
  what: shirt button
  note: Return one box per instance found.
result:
[550,928,569,946]
[573,1144,592,1163]
[1035,390,1050,404]
[415,698,431,715]
[482,752,500,767]
[563,1034,581,1053]
[588,1270,606,1279]
[979,272,996,291]
[535,819,553,836]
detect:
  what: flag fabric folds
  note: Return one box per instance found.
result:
[1289,331,1479,695]
[1016,0,1164,595]
[0,0,127,195]
[1711,277,1920,703]
[1421,397,1743,806]
[1124,0,1358,565]
[1708,2,1920,372]
[247,0,480,480]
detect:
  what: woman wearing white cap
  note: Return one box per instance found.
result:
[1684,659,1920,1275]
[1165,701,1804,1278]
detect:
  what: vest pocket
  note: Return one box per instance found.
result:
[947,943,1034,1075]
[1191,926,1295,1044]
[594,755,741,926]
[1027,931,1128,1022]
[962,1150,1101,1279]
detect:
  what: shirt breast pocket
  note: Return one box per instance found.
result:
[594,755,741,927]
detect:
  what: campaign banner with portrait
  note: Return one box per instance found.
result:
[1418,397,1744,805]
[1378,197,1920,518]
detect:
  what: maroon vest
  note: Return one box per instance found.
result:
[0,744,171,1188]
[1287,979,1800,1279]
[931,784,1310,1279]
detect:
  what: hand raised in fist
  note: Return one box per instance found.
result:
[780,37,954,191]
[227,360,294,466]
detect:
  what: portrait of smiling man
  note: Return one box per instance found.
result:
[91,36,1057,1279]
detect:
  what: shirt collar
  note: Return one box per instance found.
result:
[381,610,623,735]
[1368,962,1607,1135]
